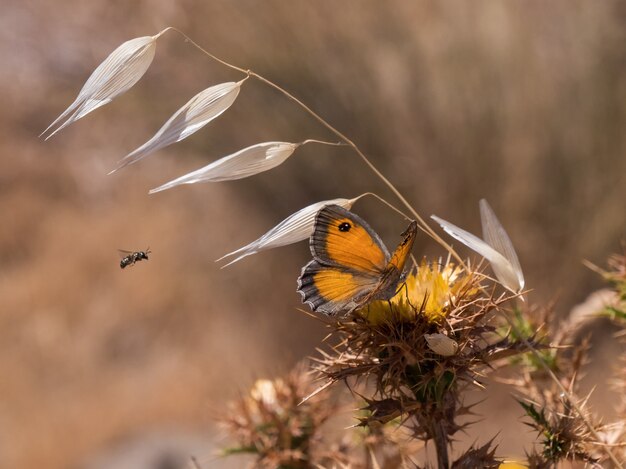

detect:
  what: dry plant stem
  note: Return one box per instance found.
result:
[432,421,450,469]
[361,191,412,221]
[164,27,464,268]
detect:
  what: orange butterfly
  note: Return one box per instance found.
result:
[297,204,417,316]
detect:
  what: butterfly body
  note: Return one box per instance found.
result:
[297,205,417,316]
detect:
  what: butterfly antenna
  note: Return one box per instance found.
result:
[399,281,420,315]
[359,192,412,222]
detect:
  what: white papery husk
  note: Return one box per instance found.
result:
[218,196,364,267]
[479,199,525,291]
[42,34,161,139]
[149,141,300,192]
[110,79,245,172]
[431,200,525,294]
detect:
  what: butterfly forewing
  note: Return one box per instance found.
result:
[386,221,418,273]
[310,205,390,273]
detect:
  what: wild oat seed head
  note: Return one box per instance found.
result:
[150,141,301,192]
[432,199,525,295]
[111,80,244,173]
[217,196,363,267]
[42,34,159,139]
[479,199,525,292]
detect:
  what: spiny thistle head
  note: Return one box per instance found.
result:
[314,260,532,443]
[518,398,599,466]
[219,365,428,468]
[218,363,337,468]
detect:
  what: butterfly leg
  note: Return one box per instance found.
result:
[396,281,422,317]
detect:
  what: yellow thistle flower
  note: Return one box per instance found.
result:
[362,260,468,325]
[498,462,528,469]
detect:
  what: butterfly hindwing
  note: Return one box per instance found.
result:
[310,205,390,273]
[298,260,382,315]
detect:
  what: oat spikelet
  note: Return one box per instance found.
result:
[424,333,459,357]
[432,199,525,294]
[479,199,525,292]
[42,33,161,140]
[110,79,245,173]
[150,140,345,192]
[150,141,299,191]
[217,196,364,267]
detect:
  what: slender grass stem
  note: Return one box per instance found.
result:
[164,27,464,267]
[360,192,412,221]
[300,139,345,147]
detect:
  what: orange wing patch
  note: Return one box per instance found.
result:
[386,221,418,273]
[311,205,389,272]
[313,269,363,302]
[323,218,388,270]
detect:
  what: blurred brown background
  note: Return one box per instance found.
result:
[1,1,625,468]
